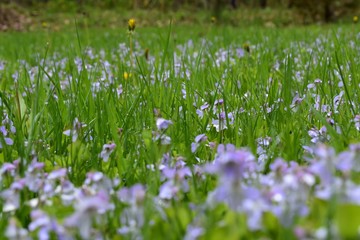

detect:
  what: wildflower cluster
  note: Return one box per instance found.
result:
[1,24,360,239]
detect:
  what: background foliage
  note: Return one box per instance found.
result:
[0,0,359,32]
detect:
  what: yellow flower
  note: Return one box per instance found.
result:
[128,18,136,31]
[354,16,358,23]
[123,72,132,80]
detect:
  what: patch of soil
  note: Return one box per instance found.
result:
[0,5,32,31]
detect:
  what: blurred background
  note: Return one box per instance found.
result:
[0,0,359,31]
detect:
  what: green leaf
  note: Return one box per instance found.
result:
[335,203,360,238]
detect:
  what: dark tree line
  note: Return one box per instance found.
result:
[1,0,359,22]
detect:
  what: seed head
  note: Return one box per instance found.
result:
[243,43,250,53]
[144,48,149,61]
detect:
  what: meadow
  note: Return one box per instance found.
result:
[1,21,360,239]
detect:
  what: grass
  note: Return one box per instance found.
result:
[1,22,360,238]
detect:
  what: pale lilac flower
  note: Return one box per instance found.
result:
[25,160,45,192]
[63,118,87,142]
[0,162,17,176]
[64,190,112,239]
[47,168,67,180]
[212,112,234,132]
[308,126,328,143]
[60,180,76,205]
[117,84,123,97]
[0,61,5,71]
[85,171,104,184]
[207,147,256,181]
[0,125,7,136]
[4,137,14,145]
[118,184,146,238]
[1,179,26,212]
[290,91,303,111]
[333,91,344,111]
[159,167,191,200]
[236,48,245,58]
[5,218,28,240]
[191,134,207,153]
[206,146,257,216]
[354,115,360,131]
[196,109,204,118]
[211,119,225,132]
[184,225,204,240]
[2,113,16,133]
[153,131,172,145]
[314,227,328,239]
[308,144,336,186]
[256,137,272,171]
[307,83,316,89]
[0,121,15,148]
[28,210,51,238]
[118,184,146,206]
[156,118,173,130]
[200,102,209,111]
[99,142,116,162]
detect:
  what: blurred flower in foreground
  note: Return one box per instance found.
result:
[64,190,112,239]
[128,18,136,32]
[5,218,28,240]
[118,184,146,238]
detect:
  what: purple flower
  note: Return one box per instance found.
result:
[63,118,87,142]
[118,184,146,238]
[156,118,173,130]
[1,179,26,212]
[184,225,204,240]
[25,160,45,192]
[208,148,255,181]
[0,126,7,135]
[117,84,123,97]
[290,92,303,110]
[5,218,28,240]
[0,162,17,175]
[191,134,207,153]
[354,115,360,131]
[99,142,116,162]
[308,126,328,143]
[28,209,51,233]
[47,168,67,180]
[64,190,112,239]
[159,164,192,200]
[85,171,104,183]
[236,48,245,58]
[118,184,146,206]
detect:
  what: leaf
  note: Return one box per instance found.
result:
[15,93,27,121]
[335,203,360,238]
[263,211,279,232]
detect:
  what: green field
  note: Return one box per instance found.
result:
[1,22,360,239]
